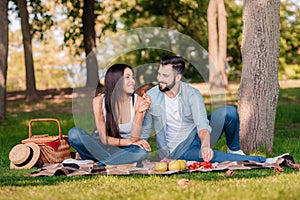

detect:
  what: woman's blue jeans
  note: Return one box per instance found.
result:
[68,127,148,165]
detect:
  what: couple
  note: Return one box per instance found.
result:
[68,55,277,166]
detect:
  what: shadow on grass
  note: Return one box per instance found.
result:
[1,166,297,187]
[0,167,98,187]
[1,87,299,187]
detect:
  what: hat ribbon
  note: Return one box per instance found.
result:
[14,146,34,167]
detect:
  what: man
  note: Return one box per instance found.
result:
[142,55,272,163]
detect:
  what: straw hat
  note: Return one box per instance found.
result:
[9,142,40,169]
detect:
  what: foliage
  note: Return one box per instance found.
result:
[7,28,78,91]
[61,0,131,56]
[5,0,300,91]
[279,1,300,79]
[9,0,54,40]
[119,0,210,82]
[225,0,243,81]
[0,87,300,199]
[28,0,55,40]
[101,0,299,82]
[280,1,300,65]
[225,0,300,81]
[61,0,84,55]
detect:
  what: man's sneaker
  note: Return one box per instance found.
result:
[75,152,82,160]
[227,148,246,155]
[265,153,290,164]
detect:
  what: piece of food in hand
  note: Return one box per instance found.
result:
[154,162,168,172]
[141,89,147,95]
[168,160,181,171]
[178,160,187,170]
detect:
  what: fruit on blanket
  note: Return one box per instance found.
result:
[188,161,213,170]
[154,162,168,172]
[178,160,187,170]
[168,160,181,171]
[203,162,213,169]
[154,160,187,172]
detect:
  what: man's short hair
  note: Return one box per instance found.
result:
[160,55,185,75]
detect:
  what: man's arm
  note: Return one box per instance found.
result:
[141,105,156,142]
[198,129,214,162]
[188,88,213,161]
[189,90,212,134]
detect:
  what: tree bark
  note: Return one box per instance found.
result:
[17,0,39,102]
[83,0,98,88]
[0,0,8,120]
[208,0,220,90]
[217,0,228,89]
[238,0,280,153]
[208,0,228,92]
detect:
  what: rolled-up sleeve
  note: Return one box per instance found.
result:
[141,109,152,140]
[189,90,212,133]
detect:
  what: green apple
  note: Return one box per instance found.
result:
[154,162,168,172]
[178,160,187,170]
[168,160,181,171]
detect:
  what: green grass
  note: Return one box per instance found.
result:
[0,87,300,200]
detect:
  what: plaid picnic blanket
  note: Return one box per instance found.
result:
[26,156,299,177]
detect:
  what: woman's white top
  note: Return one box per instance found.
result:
[102,93,137,138]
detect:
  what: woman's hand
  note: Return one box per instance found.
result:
[132,139,151,151]
[138,93,151,113]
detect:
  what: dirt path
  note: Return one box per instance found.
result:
[6,80,300,114]
[191,79,300,96]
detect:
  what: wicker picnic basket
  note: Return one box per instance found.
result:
[22,118,71,165]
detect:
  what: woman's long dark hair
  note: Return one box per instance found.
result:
[100,64,134,138]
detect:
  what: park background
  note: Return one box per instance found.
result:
[4,0,299,91]
[0,0,300,199]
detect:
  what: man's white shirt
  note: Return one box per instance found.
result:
[165,94,196,152]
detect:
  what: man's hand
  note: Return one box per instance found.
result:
[201,146,213,162]
[199,129,213,162]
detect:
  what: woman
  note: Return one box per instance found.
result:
[68,64,151,166]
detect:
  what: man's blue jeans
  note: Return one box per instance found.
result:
[179,106,267,162]
[209,105,241,151]
[178,133,266,162]
[68,127,148,165]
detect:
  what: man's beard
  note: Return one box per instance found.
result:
[159,79,176,92]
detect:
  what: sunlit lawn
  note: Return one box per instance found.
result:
[0,85,300,200]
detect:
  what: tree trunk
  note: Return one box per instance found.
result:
[17,0,39,102]
[217,0,228,89]
[0,0,8,120]
[208,0,228,92]
[83,0,98,88]
[238,0,280,153]
[208,0,220,90]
